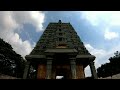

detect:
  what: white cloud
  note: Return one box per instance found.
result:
[12,11,45,32]
[0,11,45,57]
[81,11,120,27]
[81,11,102,26]
[80,11,120,40]
[0,12,18,31]
[104,28,119,40]
[9,32,33,57]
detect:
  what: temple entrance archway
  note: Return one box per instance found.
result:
[55,68,71,79]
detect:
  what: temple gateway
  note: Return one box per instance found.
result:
[23,20,98,79]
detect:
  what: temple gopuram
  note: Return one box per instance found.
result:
[23,20,98,79]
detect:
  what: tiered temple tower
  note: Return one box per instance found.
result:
[23,20,98,79]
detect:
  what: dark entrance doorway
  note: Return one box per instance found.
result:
[53,53,71,79]
[55,68,70,79]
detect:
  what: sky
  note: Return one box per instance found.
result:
[0,11,120,77]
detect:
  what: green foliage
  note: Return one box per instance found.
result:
[0,38,13,50]
[0,38,25,78]
[97,51,120,78]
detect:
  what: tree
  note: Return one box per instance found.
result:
[97,51,120,78]
[0,38,25,78]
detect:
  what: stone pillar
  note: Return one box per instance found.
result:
[46,59,52,79]
[89,61,98,79]
[70,58,76,79]
[76,64,85,79]
[23,61,31,79]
